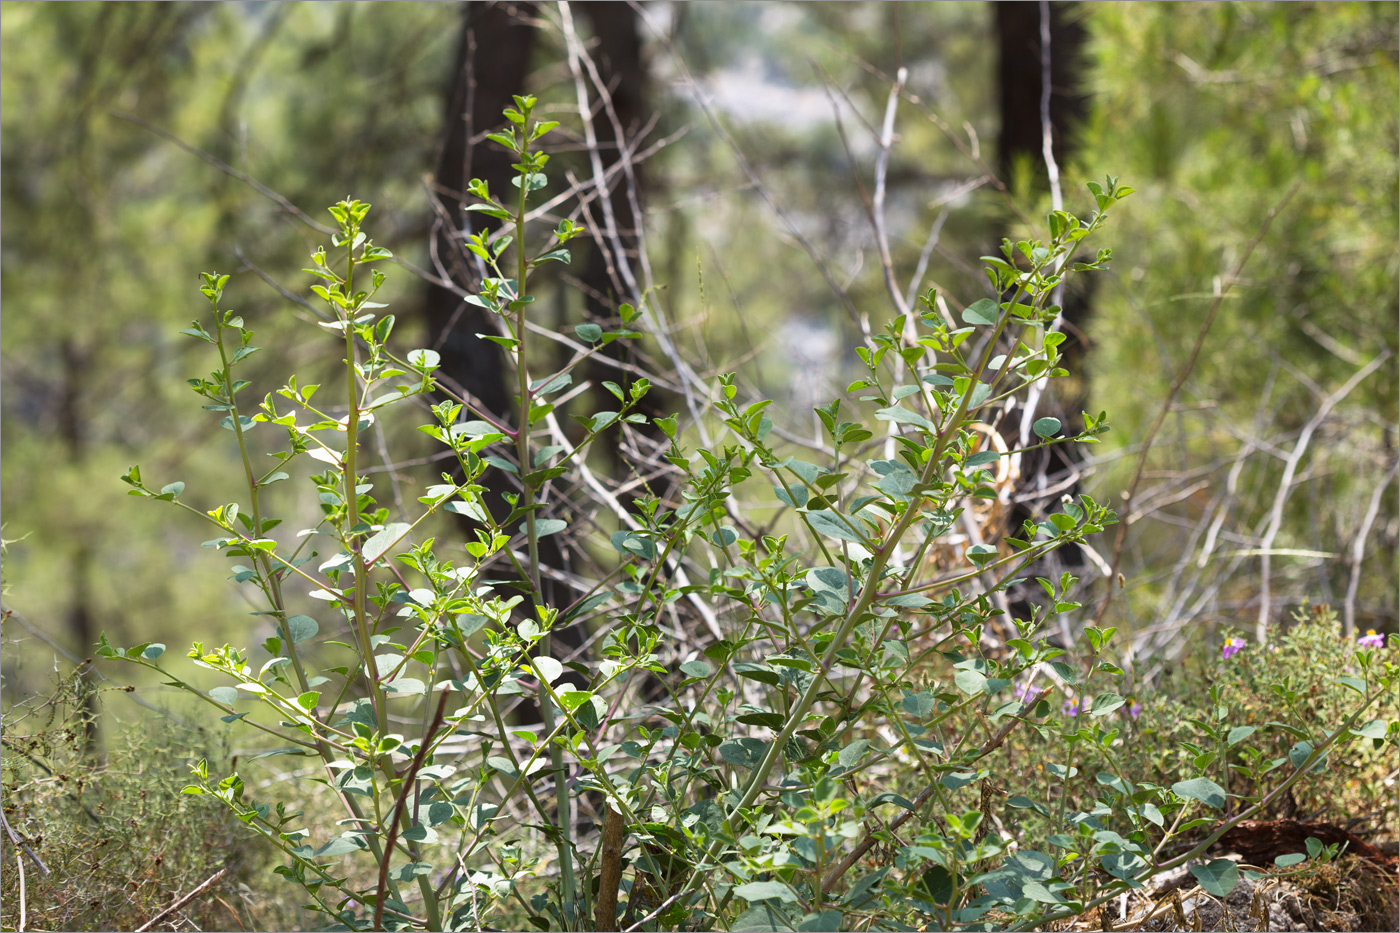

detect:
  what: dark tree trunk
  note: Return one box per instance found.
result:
[426,1,536,421]
[576,3,672,498]
[995,1,1089,186]
[426,2,595,699]
[58,339,99,751]
[994,2,1095,637]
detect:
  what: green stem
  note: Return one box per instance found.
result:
[511,124,576,924]
[214,325,314,699]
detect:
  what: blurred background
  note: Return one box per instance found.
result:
[2,0,1396,722]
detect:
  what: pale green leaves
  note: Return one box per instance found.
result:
[1172,776,1227,809]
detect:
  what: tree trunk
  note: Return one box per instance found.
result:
[995,2,1094,639]
[425,2,595,699]
[576,3,673,501]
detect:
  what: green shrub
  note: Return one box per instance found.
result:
[0,660,290,932]
[101,98,1396,932]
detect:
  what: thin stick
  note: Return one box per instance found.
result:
[1092,181,1301,628]
[135,867,228,932]
[374,690,449,932]
[1255,352,1390,640]
[14,850,25,933]
[1343,460,1398,637]
[0,808,49,875]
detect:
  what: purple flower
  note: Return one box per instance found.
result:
[1126,700,1142,720]
[1358,629,1385,649]
[1014,681,1044,704]
[1221,637,1245,660]
[1061,696,1082,717]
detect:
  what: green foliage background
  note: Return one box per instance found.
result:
[2,0,1394,735]
[1,3,1396,930]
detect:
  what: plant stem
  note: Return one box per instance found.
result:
[340,247,388,739]
[512,126,577,924]
[215,325,314,699]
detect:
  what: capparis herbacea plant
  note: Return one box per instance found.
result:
[107,98,1398,932]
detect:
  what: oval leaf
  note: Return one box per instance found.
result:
[735,881,798,904]
[1172,776,1226,810]
[533,657,564,685]
[1190,858,1239,897]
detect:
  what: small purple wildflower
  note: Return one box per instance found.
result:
[1126,699,1142,720]
[1358,629,1385,649]
[1014,681,1043,704]
[1061,696,1082,717]
[1221,636,1245,660]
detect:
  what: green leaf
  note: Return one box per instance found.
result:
[486,756,518,776]
[1032,417,1062,438]
[209,686,238,706]
[954,669,988,695]
[868,793,916,811]
[1227,725,1256,746]
[390,861,433,882]
[363,522,411,563]
[533,248,570,266]
[1336,675,1367,695]
[940,772,979,791]
[680,660,713,679]
[731,903,793,932]
[1275,853,1306,868]
[1190,859,1239,897]
[902,691,937,718]
[1090,693,1124,717]
[735,881,798,904]
[520,518,568,538]
[718,737,767,769]
[1288,741,1318,770]
[141,643,166,660]
[921,865,957,905]
[285,615,319,643]
[159,482,185,499]
[874,405,936,433]
[407,349,440,371]
[427,801,455,826]
[1351,719,1388,740]
[962,298,999,326]
[576,323,602,342]
[797,911,843,932]
[1020,881,1065,904]
[805,510,870,544]
[837,739,871,769]
[313,836,365,858]
[533,657,564,685]
[965,543,999,565]
[1172,777,1227,809]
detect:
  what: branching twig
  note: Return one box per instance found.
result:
[1255,351,1390,639]
[374,690,449,932]
[135,867,228,932]
[1093,181,1302,628]
[820,700,1039,894]
[1343,459,1398,637]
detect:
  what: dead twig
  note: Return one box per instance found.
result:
[1093,181,1302,629]
[1255,351,1390,640]
[134,867,228,932]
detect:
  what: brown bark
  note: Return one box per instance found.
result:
[1216,819,1398,873]
[592,804,627,931]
